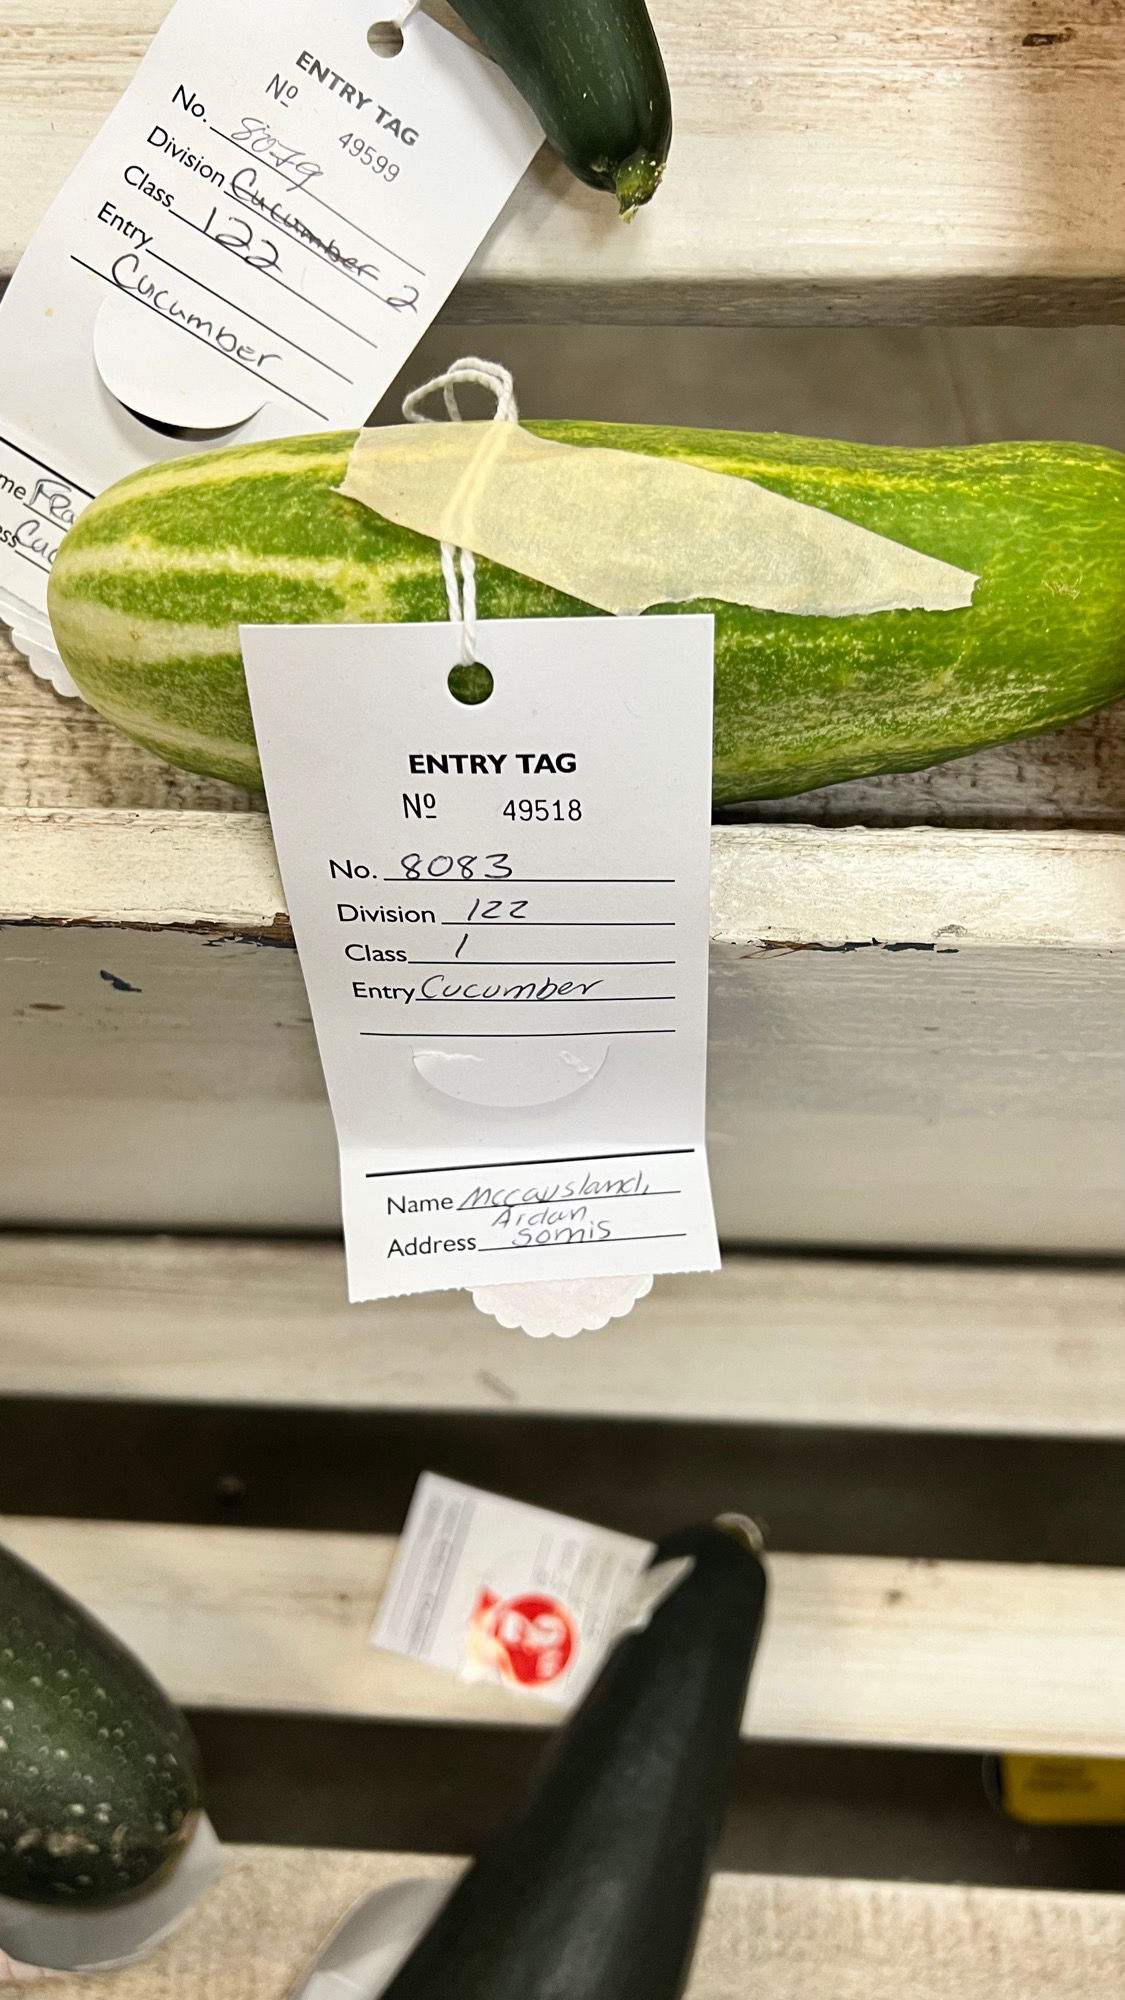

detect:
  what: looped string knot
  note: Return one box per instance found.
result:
[401,357,519,666]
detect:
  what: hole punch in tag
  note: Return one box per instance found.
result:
[245,354,717,1327]
[0,0,543,668]
[241,610,719,1314]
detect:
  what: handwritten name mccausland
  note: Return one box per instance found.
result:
[385,1169,648,1217]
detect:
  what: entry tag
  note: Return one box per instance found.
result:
[371,1474,655,1707]
[0,0,541,636]
[241,615,720,1305]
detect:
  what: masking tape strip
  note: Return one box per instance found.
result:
[341,423,978,618]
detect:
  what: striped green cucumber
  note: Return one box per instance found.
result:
[47,425,1125,807]
[446,0,671,213]
[0,1542,201,1907]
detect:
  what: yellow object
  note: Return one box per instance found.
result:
[1001,1755,1125,1825]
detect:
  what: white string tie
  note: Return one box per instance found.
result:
[402,357,519,667]
[391,0,421,29]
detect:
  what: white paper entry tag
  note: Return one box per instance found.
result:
[240,615,720,1304]
[0,4,541,634]
[371,1474,654,1707]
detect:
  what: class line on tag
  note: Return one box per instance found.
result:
[0,5,542,642]
[205,129,426,277]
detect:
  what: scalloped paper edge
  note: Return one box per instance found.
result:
[5,617,83,701]
[471,1273,654,1339]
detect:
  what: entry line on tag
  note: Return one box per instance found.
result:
[142,245,355,383]
[69,259,331,422]
[364,1146,695,1180]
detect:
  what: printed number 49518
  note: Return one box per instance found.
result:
[502,799,582,822]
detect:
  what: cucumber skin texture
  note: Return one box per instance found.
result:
[0,1543,201,1907]
[447,0,671,211]
[47,424,1125,808]
[382,1524,767,2000]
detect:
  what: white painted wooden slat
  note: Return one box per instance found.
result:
[6,837,1125,1247]
[6,808,1125,948]
[17,1846,1125,2000]
[3,0,1124,322]
[3,1516,1123,1757]
[3,1235,1124,1439]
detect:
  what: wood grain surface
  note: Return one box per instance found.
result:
[2,1234,1122,1435]
[5,827,1125,1247]
[15,1848,1125,2000]
[2,1514,1124,1756]
[2,0,1125,320]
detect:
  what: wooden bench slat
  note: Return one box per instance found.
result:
[7,808,1125,948]
[2,1235,1124,1438]
[3,1516,1123,1757]
[18,1846,1125,2000]
[4,0,1125,322]
[6,814,1125,1251]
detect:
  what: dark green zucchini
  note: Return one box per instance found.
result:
[382,1520,767,2000]
[447,0,672,214]
[0,1543,201,1907]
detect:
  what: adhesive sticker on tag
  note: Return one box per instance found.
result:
[371,1474,655,1707]
[241,615,719,1305]
[0,0,542,640]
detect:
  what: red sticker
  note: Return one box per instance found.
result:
[467,1587,577,1687]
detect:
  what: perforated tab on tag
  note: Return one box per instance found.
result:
[241,614,719,1309]
[371,1474,655,1707]
[0,0,541,643]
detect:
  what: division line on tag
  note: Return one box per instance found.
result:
[438,921,676,927]
[364,1146,695,1179]
[223,187,417,314]
[204,126,425,274]
[164,205,383,352]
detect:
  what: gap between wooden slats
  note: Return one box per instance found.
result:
[2,1516,1123,1758]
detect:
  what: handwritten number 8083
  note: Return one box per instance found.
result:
[399,853,513,880]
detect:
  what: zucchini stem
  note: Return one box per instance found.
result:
[614,149,665,217]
